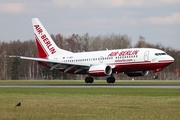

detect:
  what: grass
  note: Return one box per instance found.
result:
[0,81,180,120]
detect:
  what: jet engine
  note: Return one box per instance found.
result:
[125,71,149,77]
[89,65,112,76]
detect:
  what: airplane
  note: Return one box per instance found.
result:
[10,18,174,83]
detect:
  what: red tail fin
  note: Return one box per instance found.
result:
[32,18,72,58]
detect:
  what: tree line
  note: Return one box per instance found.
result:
[0,33,179,80]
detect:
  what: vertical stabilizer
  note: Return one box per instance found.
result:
[32,18,72,58]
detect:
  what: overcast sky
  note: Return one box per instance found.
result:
[0,0,180,49]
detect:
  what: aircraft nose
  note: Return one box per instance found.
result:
[168,55,174,62]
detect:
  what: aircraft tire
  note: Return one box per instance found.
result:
[85,77,94,83]
[85,77,89,83]
[153,74,158,79]
[107,77,111,83]
[107,77,115,83]
[111,77,115,83]
[89,77,94,83]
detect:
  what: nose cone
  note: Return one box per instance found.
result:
[169,55,174,61]
[168,55,174,62]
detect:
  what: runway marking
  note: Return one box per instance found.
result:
[0,84,180,88]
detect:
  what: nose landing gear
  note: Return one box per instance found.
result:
[153,73,158,79]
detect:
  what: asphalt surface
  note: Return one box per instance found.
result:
[0,84,180,88]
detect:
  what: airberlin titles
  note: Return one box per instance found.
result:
[108,50,139,57]
[108,50,139,62]
[34,25,56,54]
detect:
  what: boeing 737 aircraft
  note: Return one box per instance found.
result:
[11,18,174,83]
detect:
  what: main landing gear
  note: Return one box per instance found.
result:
[153,73,158,79]
[106,77,115,83]
[84,76,116,83]
[85,76,94,83]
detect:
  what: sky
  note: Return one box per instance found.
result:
[0,0,180,49]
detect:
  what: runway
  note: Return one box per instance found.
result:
[0,84,180,88]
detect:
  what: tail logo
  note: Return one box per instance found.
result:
[34,25,56,54]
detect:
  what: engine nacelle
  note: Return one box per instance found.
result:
[89,65,112,76]
[125,71,149,77]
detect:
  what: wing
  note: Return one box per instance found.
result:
[10,56,90,74]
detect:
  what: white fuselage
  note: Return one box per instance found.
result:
[48,48,174,73]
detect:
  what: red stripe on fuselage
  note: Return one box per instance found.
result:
[89,70,106,76]
[112,60,173,72]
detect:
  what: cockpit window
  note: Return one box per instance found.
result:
[155,53,166,56]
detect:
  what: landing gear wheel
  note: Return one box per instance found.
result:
[153,73,158,79]
[111,77,115,83]
[106,77,116,83]
[107,77,111,83]
[89,77,94,83]
[85,77,89,83]
[85,77,94,83]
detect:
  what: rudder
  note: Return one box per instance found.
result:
[32,18,72,58]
